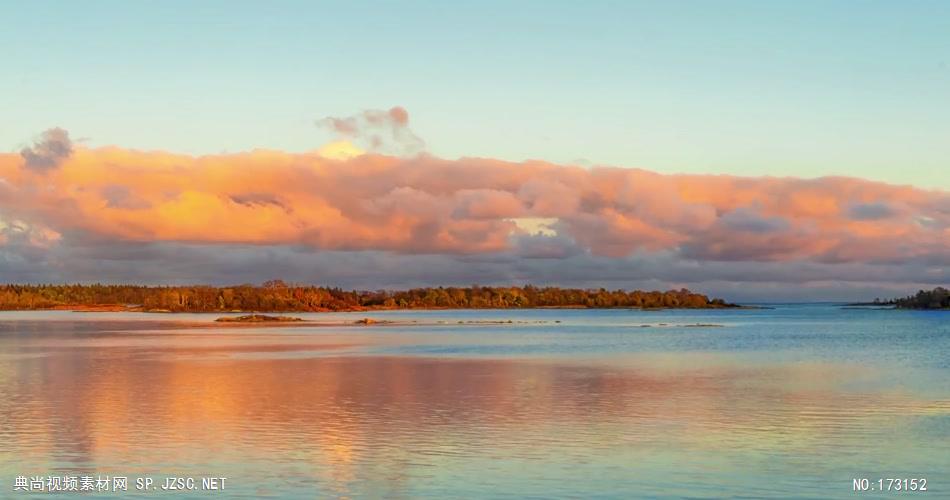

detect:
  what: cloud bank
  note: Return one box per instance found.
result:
[1,122,947,300]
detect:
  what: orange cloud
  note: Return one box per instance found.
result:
[0,134,947,266]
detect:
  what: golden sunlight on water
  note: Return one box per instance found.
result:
[1,313,948,498]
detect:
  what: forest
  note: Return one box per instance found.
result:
[889,287,950,310]
[0,281,736,312]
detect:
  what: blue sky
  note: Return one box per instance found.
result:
[1,1,949,298]
[2,1,948,188]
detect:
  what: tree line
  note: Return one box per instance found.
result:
[0,281,736,312]
[882,287,950,310]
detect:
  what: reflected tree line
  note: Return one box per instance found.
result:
[0,281,736,312]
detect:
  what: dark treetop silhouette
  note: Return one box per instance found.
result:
[890,287,950,310]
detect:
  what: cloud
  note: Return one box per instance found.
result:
[317,106,424,156]
[513,232,584,259]
[0,140,947,266]
[0,122,948,298]
[720,207,790,233]
[453,189,523,220]
[315,140,364,160]
[19,127,73,172]
[228,192,286,209]
[848,202,897,221]
[0,238,945,302]
[509,217,559,236]
[0,218,61,251]
[101,185,152,209]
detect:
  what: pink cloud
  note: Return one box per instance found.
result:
[0,131,947,267]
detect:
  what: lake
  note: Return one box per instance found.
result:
[0,305,947,498]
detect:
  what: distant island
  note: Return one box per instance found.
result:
[0,281,738,313]
[854,287,950,310]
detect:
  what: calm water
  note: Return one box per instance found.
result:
[0,305,947,498]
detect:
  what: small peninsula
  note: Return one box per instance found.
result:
[854,287,950,310]
[891,287,949,310]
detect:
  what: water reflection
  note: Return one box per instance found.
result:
[1,318,948,498]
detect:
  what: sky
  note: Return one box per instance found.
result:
[1,1,948,301]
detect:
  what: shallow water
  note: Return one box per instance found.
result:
[0,305,947,498]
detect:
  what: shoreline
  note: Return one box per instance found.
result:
[2,303,759,314]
